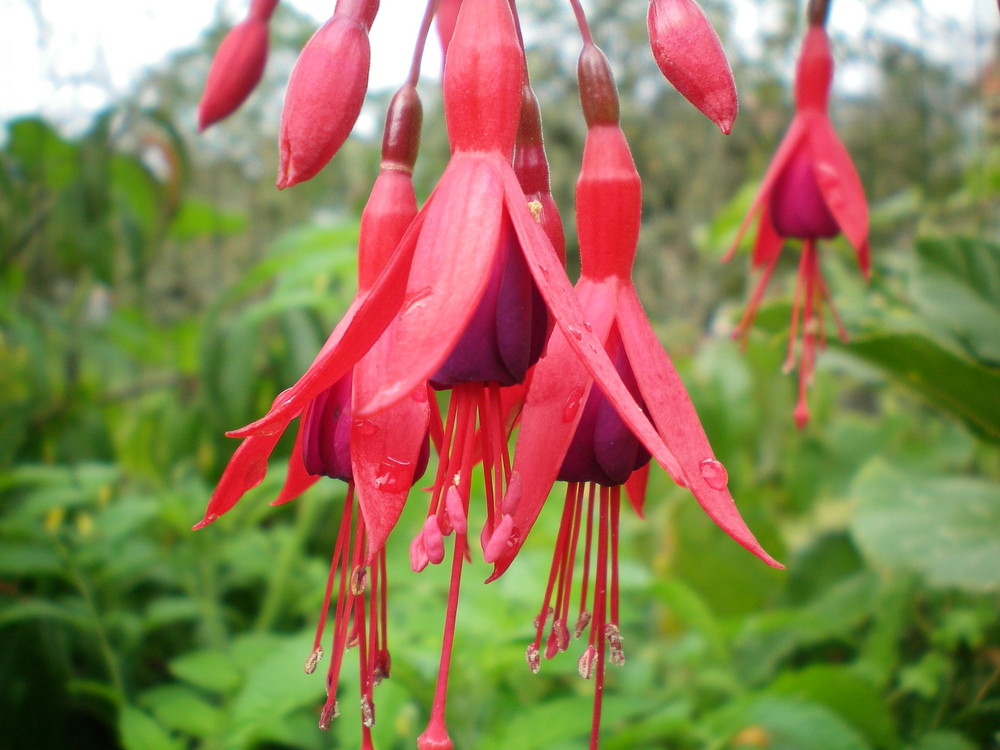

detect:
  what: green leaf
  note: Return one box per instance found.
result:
[851,461,1000,592]
[911,237,1000,363]
[843,332,1000,443]
[118,706,183,750]
[770,666,898,749]
[906,730,979,750]
[168,198,247,240]
[704,695,872,750]
[170,649,243,695]
[139,684,227,738]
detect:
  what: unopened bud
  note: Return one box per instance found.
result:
[647,0,738,133]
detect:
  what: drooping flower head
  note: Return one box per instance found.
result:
[488,37,780,750]
[196,79,432,745]
[197,0,278,130]
[724,0,869,428]
[647,0,739,133]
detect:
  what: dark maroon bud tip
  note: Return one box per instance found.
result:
[578,44,620,127]
[381,84,423,171]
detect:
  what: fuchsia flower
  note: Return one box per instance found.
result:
[484,42,779,748]
[277,0,379,188]
[197,0,277,130]
[195,83,431,745]
[724,13,869,429]
[647,0,738,133]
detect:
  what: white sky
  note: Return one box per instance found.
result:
[0,0,993,125]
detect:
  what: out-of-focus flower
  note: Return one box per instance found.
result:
[489,42,779,749]
[197,0,278,130]
[647,0,738,133]
[277,0,379,188]
[724,17,869,429]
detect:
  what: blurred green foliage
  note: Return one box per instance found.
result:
[2,2,999,749]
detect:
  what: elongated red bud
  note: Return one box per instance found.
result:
[647,0,738,134]
[198,1,278,130]
[277,0,379,188]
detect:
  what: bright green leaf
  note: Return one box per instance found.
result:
[851,461,1000,592]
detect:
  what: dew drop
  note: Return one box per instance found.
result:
[582,320,593,332]
[374,457,410,492]
[567,325,583,341]
[698,458,729,490]
[562,386,586,423]
[354,419,380,436]
[402,286,433,315]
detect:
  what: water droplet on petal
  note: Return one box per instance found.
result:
[374,456,411,492]
[354,419,380,436]
[402,286,433,315]
[562,386,586,423]
[582,320,593,332]
[567,325,583,341]
[698,458,729,490]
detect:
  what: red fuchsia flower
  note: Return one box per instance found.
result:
[486,41,781,749]
[197,0,278,130]
[277,0,379,188]
[647,0,738,133]
[195,83,431,744]
[723,6,869,429]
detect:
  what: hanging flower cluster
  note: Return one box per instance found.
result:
[192,0,869,746]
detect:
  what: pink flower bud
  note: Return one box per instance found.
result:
[197,4,275,131]
[277,10,375,188]
[647,0,738,134]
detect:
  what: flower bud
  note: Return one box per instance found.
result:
[197,7,274,130]
[647,0,738,134]
[277,9,376,187]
